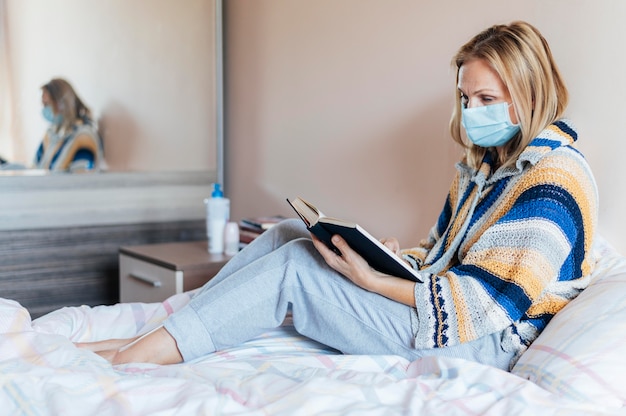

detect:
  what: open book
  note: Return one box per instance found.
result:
[286,197,423,282]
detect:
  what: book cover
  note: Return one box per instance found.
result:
[286,197,423,283]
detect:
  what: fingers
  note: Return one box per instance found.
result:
[311,234,335,258]
[379,237,400,255]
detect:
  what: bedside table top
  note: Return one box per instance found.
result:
[119,240,233,271]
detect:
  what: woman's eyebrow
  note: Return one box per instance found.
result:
[461,87,499,95]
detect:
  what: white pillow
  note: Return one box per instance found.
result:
[511,242,626,407]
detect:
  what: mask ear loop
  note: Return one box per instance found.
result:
[507,102,520,127]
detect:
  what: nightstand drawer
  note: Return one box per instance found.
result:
[118,241,233,304]
[119,254,181,303]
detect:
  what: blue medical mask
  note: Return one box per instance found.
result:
[461,102,520,147]
[42,105,63,125]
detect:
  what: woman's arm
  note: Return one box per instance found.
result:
[311,234,416,306]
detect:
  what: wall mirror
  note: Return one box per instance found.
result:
[0,0,222,230]
[0,0,222,178]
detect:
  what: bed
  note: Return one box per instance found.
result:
[1,237,624,415]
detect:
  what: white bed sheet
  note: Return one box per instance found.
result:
[0,240,624,415]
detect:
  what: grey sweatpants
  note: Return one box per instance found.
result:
[164,219,515,370]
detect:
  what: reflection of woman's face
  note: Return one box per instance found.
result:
[457,58,518,124]
[41,90,57,114]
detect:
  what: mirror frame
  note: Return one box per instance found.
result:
[0,171,218,230]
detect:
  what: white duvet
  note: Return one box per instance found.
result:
[1,239,625,415]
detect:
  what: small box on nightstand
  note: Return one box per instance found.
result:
[119,240,232,303]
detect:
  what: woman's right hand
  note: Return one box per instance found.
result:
[311,233,416,306]
[379,237,401,255]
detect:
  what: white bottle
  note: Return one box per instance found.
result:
[204,183,230,254]
[223,221,240,255]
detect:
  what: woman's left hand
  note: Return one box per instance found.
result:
[311,233,416,306]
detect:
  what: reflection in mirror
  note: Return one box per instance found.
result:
[32,77,105,173]
[0,0,221,176]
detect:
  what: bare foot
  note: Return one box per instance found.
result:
[113,326,183,365]
[77,326,183,365]
[75,337,139,353]
[94,348,119,362]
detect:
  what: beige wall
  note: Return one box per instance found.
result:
[2,0,218,172]
[225,0,626,255]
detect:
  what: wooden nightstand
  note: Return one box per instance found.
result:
[119,240,232,303]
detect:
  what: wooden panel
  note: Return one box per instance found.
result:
[0,220,205,318]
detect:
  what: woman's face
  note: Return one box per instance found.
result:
[457,58,518,124]
[41,89,57,114]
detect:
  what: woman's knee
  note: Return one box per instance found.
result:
[277,236,319,259]
[274,218,307,234]
[265,218,309,244]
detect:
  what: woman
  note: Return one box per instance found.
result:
[34,78,104,172]
[80,21,598,371]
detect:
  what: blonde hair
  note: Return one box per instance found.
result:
[449,21,569,170]
[42,78,92,133]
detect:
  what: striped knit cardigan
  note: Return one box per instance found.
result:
[34,118,103,172]
[401,119,598,360]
